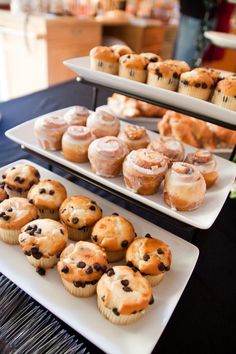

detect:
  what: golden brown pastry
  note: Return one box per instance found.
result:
[91,214,135,262]
[27,179,67,219]
[59,195,102,241]
[0,182,8,202]
[0,197,37,244]
[2,164,40,198]
[62,126,95,162]
[164,162,206,211]
[58,241,108,297]
[126,236,172,286]
[148,137,185,164]
[164,59,190,74]
[185,149,218,188]
[140,52,162,63]
[119,54,148,83]
[178,70,214,100]
[123,148,168,195]
[97,265,154,325]
[211,77,236,111]
[63,106,90,126]
[110,44,133,57]
[192,67,222,85]
[147,62,181,91]
[90,46,119,74]
[19,219,68,274]
[208,124,236,148]
[86,110,120,138]
[88,136,129,177]
[118,124,150,150]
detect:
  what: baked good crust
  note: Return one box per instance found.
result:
[2,164,40,192]
[90,46,119,63]
[179,70,214,88]
[110,44,133,57]
[119,54,148,70]
[215,77,236,96]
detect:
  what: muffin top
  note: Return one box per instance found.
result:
[58,241,108,283]
[64,106,90,126]
[126,236,172,276]
[2,164,40,192]
[19,219,68,257]
[91,214,135,252]
[164,59,190,73]
[180,70,214,89]
[110,44,133,57]
[140,52,162,63]
[215,77,236,96]
[90,46,119,63]
[27,179,67,210]
[59,195,102,229]
[0,197,37,230]
[147,62,182,79]
[192,67,222,84]
[97,265,153,315]
[119,54,149,70]
[0,182,8,202]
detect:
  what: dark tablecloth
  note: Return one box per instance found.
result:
[0,80,236,354]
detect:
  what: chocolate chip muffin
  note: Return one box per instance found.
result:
[59,196,102,241]
[211,77,236,112]
[0,182,8,202]
[110,44,133,57]
[97,265,154,325]
[147,62,181,91]
[0,197,37,244]
[164,59,190,74]
[178,70,214,100]
[90,46,119,75]
[19,219,68,274]
[2,164,40,198]
[126,236,172,287]
[91,214,135,262]
[119,54,149,83]
[140,52,162,64]
[58,241,108,297]
[27,179,67,220]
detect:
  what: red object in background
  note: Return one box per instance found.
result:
[203,1,235,61]
[0,5,10,10]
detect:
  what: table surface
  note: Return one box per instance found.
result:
[0,80,236,354]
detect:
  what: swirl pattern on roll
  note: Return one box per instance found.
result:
[86,110,120,138]
[118,125,150,150]
[64,106,90,126]
[148,137,185,164]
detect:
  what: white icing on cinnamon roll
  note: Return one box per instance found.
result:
[64,106,90,126]
[86,110,120,138]
[118,125,150,150]
[148,137,185,164]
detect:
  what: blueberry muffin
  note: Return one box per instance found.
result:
[147,62,181,91]
[58,241,108,297]
[97,265,154,325]
[119,54,149,83]
[0,182,8,202]
[90,46,119,75]
[178,70,214,100]
[59,196,102,241]
[110,44,133,57]
[211,77,236,111]
[140,52,162,64]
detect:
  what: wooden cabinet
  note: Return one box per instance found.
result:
[0,11,101,100]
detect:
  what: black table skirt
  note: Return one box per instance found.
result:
[0,80,236,354]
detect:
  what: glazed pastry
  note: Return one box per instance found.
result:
[164,162,206,211]
[110,44,133,57]
[118,124,150,150]
[91,214,135,262]
[126,236,172,287]
[185,149,218,188]
[178,70,214,100]
[0,182,8,202]
[86,110,120,138]
[58,241,108,297]
[27,179,67,219]
[88,136,129,177]
[2,164,40,198]
[59,195,102,241]
[19,219,68,273]
[211,77,236,111]
[147,62,181,91]
[90,46,119,74]
[140,52,162,63]
[208,124,236,148]
[62,126,95,162]
[34,115,67,150]
[0,197,37,244]
[97,265,154,325]
[119,54,148,83]
[148,137,185,164]
[63,106,90,126]
[164,59,190,74]
[123,149,168,195]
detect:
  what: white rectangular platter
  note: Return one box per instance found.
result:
[0,159,199,354]
[64,56,236,127]
[5,108,236,229]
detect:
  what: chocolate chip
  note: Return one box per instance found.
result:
[201,82,207,89]
[150,57,158,62]
[61,208,66,213]
[36,268,45,276]
[149,296,154,305]
[121,240,128,248]
[135,233,137,238]
[85,266,93,274]
[182,80,188,85]
[112,212,119,216]
[73,281,83,288]
[25,225,33,232]
[123,286,132,292]
[61,265,69,273]
[28,199,34,204]
[165,265,170,271]
[92,235,98,242]
[121,279,129,287]
[2,175,6,179]
[39,188,46,194]
[11,167,16,170]
[157,248,164,255]
[127,55,131,59]
[16,188,22,193]
[107,268,115,277]
[158,262,166,271]
[132,267,139,273]
[195,82,201,88]
[112,308,120,316]
[173,72,178,79]
[31,247,42,260]
[143,254,150,261]
[144,63,148,70]
[49,190,55,195]
[89,205,96,211]
[126,261,133,267]
[35,228,42,234]
[77,261,86,268]
[3,214,10,221]
[24,250,31,256]
[145,233,152,238]
[93,263,101,272]
[60,229,64,235]
[157,72,163,78]
[0,212,5,217]
[132,310,137,314]
[34,171,40,178]
[91,201,97,205]
[72,217,79,224]
[14,176,25,184]
[101,295,105,302]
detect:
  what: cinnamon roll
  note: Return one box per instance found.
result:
[148,137,185,165]
[88,136,129,177]
[118,125,150,151]
[164,162,206,211]
[123,149,168,195]
[62,126,95,163]
[185,149,218,188]
[34,115,67,151]
[64,106,90,126]
[86,110,120,138]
